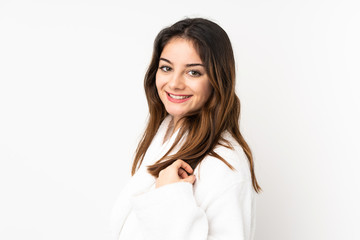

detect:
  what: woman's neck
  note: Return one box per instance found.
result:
[163,116,183,144]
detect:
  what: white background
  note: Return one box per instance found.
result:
[0,0,359,239]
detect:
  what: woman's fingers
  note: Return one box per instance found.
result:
[172,159,193,174]
[178,168,187,179]
[175,160,196,183]
[156,159,195,189]
[181,174,196,184]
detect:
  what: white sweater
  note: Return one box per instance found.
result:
[110,115,256,240]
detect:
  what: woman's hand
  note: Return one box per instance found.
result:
[155,159,196,189]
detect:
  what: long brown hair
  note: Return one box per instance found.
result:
[131,18,261,193]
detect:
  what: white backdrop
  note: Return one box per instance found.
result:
[0,0,359,239]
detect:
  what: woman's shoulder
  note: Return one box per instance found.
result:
[194,131,252,188]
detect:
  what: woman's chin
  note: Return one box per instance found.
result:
[165,110,187,120]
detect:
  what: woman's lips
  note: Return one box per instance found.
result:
[166,92,192,103]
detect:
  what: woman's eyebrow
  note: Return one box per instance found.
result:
[159,57,204,67]
[186,63,204,67]
[159,57,172,64]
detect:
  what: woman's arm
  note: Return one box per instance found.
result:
[131,178,255,240]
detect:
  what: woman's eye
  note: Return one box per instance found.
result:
[188,70,201,77]
[160,66,171,72]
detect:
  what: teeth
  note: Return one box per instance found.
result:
[169,93,191,100]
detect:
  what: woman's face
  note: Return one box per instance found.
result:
[156,37,212,123]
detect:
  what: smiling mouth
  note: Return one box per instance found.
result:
[166,92,192,103]
[167,92,192,99]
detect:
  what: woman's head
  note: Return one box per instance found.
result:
[145,18,237,125]
[155,37,212,124]
[134,18,261,193]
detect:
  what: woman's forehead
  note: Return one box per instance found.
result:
[160,38,203,65]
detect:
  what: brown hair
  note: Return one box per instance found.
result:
[131,18,261,193]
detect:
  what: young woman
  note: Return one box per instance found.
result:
[110,17,261,240]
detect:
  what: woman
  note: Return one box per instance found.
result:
[110,17,261,240]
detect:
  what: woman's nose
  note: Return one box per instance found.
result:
[168,73,185,90]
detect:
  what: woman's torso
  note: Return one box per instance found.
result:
[110,116,254,240]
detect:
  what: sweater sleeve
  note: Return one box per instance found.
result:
[131,179,254,240]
